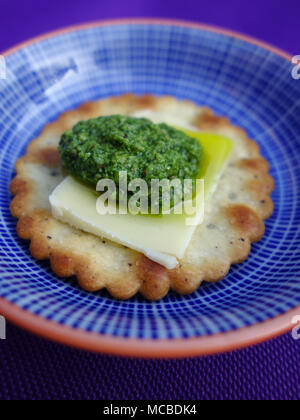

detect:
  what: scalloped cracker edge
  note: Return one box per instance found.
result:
[10,94,274,300]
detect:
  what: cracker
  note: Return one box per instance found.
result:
[10,94,274,300]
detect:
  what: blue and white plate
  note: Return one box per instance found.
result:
[0,20,299,357]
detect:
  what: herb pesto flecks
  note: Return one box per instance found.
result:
[58,115,202,211]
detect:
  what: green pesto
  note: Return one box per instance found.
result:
[58,115,202,210]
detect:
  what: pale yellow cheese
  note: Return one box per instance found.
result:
[51,176,192,268]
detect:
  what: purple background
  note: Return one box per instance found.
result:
[1,0,299,54]
[1,0,300,400]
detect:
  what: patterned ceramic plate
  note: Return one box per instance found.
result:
[0,20,299,357]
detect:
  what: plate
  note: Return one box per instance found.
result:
[0,19,299,357]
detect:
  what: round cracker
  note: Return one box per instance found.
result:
[10,94,274,300]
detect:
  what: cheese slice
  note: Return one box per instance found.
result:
[50,122,233,269]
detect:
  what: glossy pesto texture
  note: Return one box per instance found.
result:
[58,115,202,210]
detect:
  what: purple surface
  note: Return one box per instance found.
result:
[0,322,300,400]
[1,0,299,400]
[0,0,299,54]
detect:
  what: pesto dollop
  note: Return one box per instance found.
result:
[58,115,202,210]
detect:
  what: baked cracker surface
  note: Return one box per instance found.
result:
[10,94,274,300]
